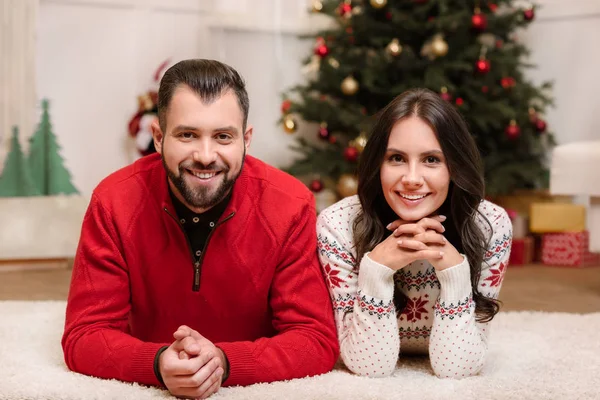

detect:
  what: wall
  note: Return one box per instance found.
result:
[34,0,600,196]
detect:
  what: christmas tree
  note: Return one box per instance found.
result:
[281,0,554,197]
[0,126,40,197]
[28,99,78,195]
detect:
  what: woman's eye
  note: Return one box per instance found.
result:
[389,154,403,163]
[425,156,440,163]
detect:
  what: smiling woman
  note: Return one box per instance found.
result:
[316,88,513,379]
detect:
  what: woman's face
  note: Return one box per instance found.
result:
[380,116,451,222]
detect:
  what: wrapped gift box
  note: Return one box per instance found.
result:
[530,203,586,233]
[509,236,534,266]
[541,231,600,267]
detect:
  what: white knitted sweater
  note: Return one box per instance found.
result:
[316,195,512,379]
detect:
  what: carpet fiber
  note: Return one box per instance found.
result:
[2,301,599,400]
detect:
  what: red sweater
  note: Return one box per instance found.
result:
[62,154,339,387]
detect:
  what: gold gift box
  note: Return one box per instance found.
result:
[530,203,586,233]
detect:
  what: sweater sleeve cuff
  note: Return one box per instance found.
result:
[213,341,256,387]
[153,345,170,387]
[357,253,396,300]
[435,255,472,302]
[130,342,171,387]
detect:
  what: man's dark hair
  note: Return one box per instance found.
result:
[158,59,249,132]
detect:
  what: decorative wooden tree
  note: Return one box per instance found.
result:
[28,99,78,195]
[0,127,40,197]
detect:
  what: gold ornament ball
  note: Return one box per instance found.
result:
[328,57,340,69]
[337,174,359,198]
[386,38,402,57]
[430,35,449,57]
[283,116,298,134]
[341,75,359,96]
[350,133,368,153]
[370,0,388,9]
[310,0,323,13]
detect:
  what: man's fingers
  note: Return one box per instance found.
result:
[162,347,214,376]
[179,350,190,360]
[199,371,223,399]
[170,357,221,388]
[195,365,223,397]
[181,336,202,356]
[173,325,205,341]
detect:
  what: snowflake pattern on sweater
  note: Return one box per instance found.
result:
[316,195,512,379]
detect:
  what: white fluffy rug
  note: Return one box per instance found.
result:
[2,301,599,400]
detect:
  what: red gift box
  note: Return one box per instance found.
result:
[509,236,534,266]
[541,231,600,267]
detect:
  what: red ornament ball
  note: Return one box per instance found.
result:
[339,3,352,17]
[315,44,329,57]
[523,8,535,21]
[309,179,324,193]
[440,91,452,102]
[344,146,360,162]
[281,100,291,114]
[481,86,489,93]
[495,39,504,49]
[488,3,498,12]
[475,59,491,74]
[505,122,521,139]
[472,13,487,31]
[534,118,547,133]
[455,97,464,106]
[318,125,330,140]
[501,77,516,89]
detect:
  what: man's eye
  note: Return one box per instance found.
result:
[181,132,194,139]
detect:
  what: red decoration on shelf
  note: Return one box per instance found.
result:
[475,59,491,74]
[523,7,535,21]
[281,99,291,114]
[309,179,324,193]
[344,146,359,162]
[505,120,521,139]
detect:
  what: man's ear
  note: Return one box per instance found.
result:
[243,125,253,151]
[152,120,164,154]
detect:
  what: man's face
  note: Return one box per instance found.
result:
[153,85,252,213]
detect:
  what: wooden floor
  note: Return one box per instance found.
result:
[0,263,599,313]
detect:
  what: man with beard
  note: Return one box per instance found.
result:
[62,59,339,399]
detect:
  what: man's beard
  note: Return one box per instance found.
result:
[163,149,245,211]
